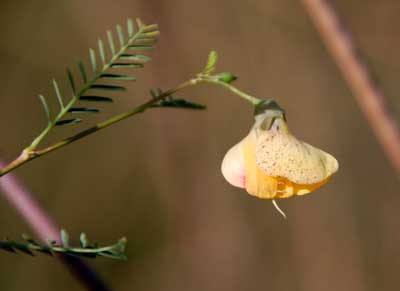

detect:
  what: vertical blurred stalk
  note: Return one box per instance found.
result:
[0,160,110,291]
[301,0,400,176]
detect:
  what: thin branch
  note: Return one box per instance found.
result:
[0,79,196,177]
[0,161,110,290]
[301,0,400,176]
[0,74,261,177]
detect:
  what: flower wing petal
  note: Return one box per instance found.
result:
[221,141,246,188]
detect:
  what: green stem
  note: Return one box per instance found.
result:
[0,79,197,176]
[0,75,262,177]
[199,76,262,106]
[37,79,197,156]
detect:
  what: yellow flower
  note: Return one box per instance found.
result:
[221,100,338,200]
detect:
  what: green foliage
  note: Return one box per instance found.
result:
[202,50,218,75]
[55,118,82,126]
[0,230,127,260]
[199,51,237,84]
[35,18,159,148]
[151,99,206,110]
[215,72,238,84]
[149,89,206,110]
[79,96,113,103]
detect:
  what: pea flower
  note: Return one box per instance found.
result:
[221,100,338,204]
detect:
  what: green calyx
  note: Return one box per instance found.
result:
[254,99,285,118]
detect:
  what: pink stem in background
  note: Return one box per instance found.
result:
[0,160,110,291]
[301,0,400,176]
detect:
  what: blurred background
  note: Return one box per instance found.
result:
[0,0,399,290]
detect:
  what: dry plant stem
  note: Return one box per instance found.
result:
[0,76,260,177]
[301,0,400,176]
[0,160,110,291]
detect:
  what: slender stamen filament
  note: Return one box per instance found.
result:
[272,199,287,219]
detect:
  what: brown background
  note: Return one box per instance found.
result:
[0,0,399,290]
